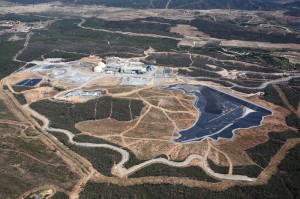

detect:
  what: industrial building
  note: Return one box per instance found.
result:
[93,62,106,73]
[123,62,146,74]
[91,56,154,75]
[65,90,102,99]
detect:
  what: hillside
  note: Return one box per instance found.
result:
[4,0,300,10]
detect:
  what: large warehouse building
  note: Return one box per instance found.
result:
[122,62,147,74]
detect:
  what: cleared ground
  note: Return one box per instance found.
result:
[0,91,80,199]
[1,4,299,198]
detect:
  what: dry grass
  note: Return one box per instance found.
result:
[83,77,122,89]
[23,87,57,103]
[76,118,137,136]
[129,140,176,160]
[0,123,79,198]
[125,107,174,139]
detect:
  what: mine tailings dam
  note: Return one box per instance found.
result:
[165,84,272,143]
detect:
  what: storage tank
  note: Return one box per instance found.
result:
[98,62,106,68]
[93,62,106,73]
[93,65,103,73]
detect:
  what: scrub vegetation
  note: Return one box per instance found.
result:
[179,68,222,78]
[79,156,300,199]
[12,85,33,93]
[261,84,300,129]
[191,46,298,71]
[30,96,144,134]
[13,93,27,105]
[261,85,286,108]
[49,192,69,199]
[246,130,300,168]
[0,99,18,120]
[0,35,24,79]
[129,163,219,182]
[145,53,191,67]
[0,13,51,22]
[279,85,300,110]
[49,131,122,177]
[19,19,179,62]
[191,18,300,44]
[72,134,145,168]
[83,18,182,38]
[0,122,78,198]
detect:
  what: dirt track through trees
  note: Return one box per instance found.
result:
[23,86,257,182]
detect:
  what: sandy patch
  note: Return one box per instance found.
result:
[76,118,137,136]
[170,24,209,37]
[23,87,57,103]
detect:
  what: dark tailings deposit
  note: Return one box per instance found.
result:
[165,84,272,143]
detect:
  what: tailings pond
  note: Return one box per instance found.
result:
[165,84,272,143]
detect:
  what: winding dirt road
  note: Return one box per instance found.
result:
[23,96,256,182]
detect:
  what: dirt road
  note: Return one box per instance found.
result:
[24,94,257,182]
[78,19,182,41]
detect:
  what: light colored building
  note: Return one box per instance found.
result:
[123,61,147,74]
[93,66,103,73]
[93,62,106,73]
